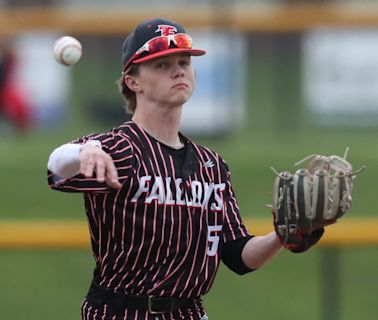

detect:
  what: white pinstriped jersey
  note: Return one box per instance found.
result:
[48,121,250,319]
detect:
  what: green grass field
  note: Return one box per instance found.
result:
[0,247,377,319]
[0,47,377,319]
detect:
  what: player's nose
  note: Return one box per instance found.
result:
[171,62,185,78]
[172,68,185,79]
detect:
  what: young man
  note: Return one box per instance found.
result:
[47,18,283,320]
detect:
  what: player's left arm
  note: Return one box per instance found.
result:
[220,157,282,273]
[241,232,282,270]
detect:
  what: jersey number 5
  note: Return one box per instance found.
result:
[207,225,222,256]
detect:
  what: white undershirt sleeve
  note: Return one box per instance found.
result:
[47,140,101,178]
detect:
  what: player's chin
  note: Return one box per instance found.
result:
[170,91,192,105]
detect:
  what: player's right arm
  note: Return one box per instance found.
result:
[47,132,134,193]
[79,143,122,189]
[48,141,121,189]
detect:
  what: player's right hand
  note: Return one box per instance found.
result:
[79,144,122,189]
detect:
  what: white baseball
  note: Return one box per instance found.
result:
[53,36,82,66]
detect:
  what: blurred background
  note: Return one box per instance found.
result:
[0,0,377,319]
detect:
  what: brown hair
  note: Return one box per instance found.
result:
[117,64,139,114]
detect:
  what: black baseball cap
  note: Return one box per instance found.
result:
[121,18,206,72]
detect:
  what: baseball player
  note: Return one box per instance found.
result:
[47,18,287,320]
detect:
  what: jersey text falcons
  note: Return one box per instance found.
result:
[131,175,225,211]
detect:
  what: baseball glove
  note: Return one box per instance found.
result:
[270,148,365,253]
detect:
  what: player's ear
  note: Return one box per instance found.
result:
[124,75,142,93]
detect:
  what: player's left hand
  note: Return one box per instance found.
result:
[269,149,365,253]
[79,144,122,189]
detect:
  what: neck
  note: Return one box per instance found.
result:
[132,103,184,148]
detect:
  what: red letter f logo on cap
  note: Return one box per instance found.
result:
[156,25,177,36]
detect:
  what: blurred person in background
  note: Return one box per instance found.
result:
[47,18,321,320]
[0,41,32,132]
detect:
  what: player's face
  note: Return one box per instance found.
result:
[136,54,195,108]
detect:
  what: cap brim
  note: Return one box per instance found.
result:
[132,48,206,64]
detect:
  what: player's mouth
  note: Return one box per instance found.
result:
[172,83,189,89]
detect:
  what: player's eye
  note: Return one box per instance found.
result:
[154,59,170,69]
[156,62,167,69]
[180,59,191,67]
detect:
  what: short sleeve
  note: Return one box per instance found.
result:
[221,159,252,243]
[47,131,134,193]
